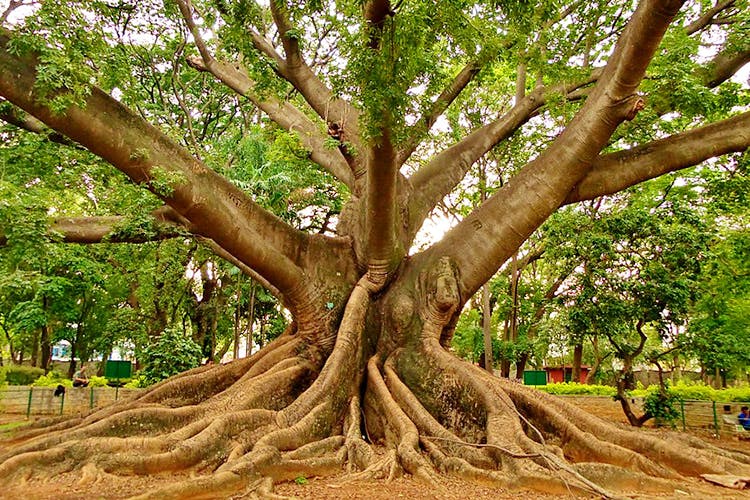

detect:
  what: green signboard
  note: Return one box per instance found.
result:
[523,370,547,386]
[105,360,132,380]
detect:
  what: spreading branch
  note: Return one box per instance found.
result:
[0,214,185,247]
[0,102,77,146]
[565,111,750,204]
[701,42,750,88]
[0,31,312,297]
[396,58,485,166]
[685,0,738,35]
[175,0,355,189]
[264,1,363,159]
[425,0,687,300]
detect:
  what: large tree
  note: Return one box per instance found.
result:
[2,0,750,497]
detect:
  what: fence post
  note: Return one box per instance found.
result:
[680,399,686,431]
[712,400,719,436]
[59,390,65,415]
[90,386,95,410]
[26,387,33,419]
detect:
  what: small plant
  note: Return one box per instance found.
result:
[141,328,203,385]
[88,375,109,387]
[641,386,681,427]
[123,374,148,389]
[294,475,308,485]
[32,372,72,387]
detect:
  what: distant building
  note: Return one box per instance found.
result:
[545,366,590,384]
[51,340,71,361]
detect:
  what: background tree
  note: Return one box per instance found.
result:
[2,0,750,497]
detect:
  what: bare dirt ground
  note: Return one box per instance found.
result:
[1,400,749,499]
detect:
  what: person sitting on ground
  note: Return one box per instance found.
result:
[738,406,750,430]
[72,365,89,387]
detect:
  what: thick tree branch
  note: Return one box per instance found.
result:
[0,210,286,308]
[364,0,392,49]
[265,1,363,159]
[0,214,183,247]
[396,59,484,166]
[423,0,686,300]
[0,32,312,297]
[365,129,400,280]
[701,42,750,88]
[685,0,737,35]
[565,111,750,204]
[0,102,77,146]
[176,0,355,189]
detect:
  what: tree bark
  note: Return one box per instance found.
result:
[481,282,493,374]
[572,343,583,383]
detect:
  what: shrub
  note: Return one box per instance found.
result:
[641,385,681,427]
[88,375,109,387]
[4,365,45,385]
[630,381,750,403]
[536,382,617,397]
[31,370,110,388]
[32,372,72,387]
[141,329,202,385]
[123,374,148,389]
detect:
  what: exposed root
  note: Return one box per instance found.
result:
[339,449,401,482]
[343,396,375,471]
[364,355,440,484]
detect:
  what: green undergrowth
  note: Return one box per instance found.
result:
[0,421,27,433]
[535,381,750,402]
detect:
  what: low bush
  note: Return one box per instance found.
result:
[536,380,750,404]
[32,371,71,387]
[88,375,109,387]
[141,329,202,385]
[4,365,45,385]
[123,373,148,389]
[535,382,617,397]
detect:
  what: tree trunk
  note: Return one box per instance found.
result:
[672,352,681,384]
[30,330,39,368]
[233,284,242,359]
[40,323,51,372]
[68,343,78,379]
[615,357,652,427]
[246,284,256,357]
[586,337,608,385]
[572,342,583,382]
[516,351,529,379]
[481,282,493,374]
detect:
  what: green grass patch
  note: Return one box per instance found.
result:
[0,420,27,433]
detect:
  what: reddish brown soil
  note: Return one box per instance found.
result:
[2,400,749,499]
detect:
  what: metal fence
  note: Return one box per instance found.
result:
[1,385,142,418]
[557,396,750,438]
[2,389,747,439]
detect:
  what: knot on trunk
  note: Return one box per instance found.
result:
[419,257,460,329]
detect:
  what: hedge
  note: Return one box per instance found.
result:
[1,365,45,385]
[536,381,750,402]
